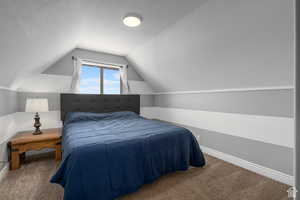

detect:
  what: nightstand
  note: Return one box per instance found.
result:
[8,128,62,170]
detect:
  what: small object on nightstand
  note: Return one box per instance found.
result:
[8,128,62,170]
[25,98,49,135]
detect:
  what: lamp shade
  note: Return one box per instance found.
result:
[25,98,49,113]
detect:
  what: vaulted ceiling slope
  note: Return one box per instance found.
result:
[0,0,205,89]
[128,0,294,92]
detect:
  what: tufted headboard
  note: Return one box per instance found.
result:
[60,94,140,122]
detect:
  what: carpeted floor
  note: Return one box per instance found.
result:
[0,152,289,200]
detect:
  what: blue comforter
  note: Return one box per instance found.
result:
[51,111,205,200]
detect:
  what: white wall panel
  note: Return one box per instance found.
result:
[0,114,17,161]
[14,111,62,132]
[141,107,294,148]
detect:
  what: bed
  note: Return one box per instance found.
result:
[51,94,205,200]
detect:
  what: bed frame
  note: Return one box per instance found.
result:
[60,94,140,122]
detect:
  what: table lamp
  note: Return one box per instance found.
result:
[25,98,49,135]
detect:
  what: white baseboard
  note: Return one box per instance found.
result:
[201,146,294,186]
[0,163,9,183]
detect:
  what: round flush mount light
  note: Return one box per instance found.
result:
[123,14,142,27]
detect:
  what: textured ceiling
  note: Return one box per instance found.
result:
[0,0,205,88]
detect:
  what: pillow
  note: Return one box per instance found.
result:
[109,111,138,118]
[64,111,138,124]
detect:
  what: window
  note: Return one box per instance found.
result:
[103,68,121,94]
[80,65,121,94]
[80,65,101,94]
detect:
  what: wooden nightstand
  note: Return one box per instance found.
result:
[8,128,62,170]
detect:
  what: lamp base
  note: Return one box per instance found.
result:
[33,112,42,135]
[33,128,42,135]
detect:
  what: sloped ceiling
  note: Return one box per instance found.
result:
[0,0,294,92]
[0,0,81,88]
[0,0,206,89]
[128,0,294,92]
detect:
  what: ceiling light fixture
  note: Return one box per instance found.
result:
[123,14,142,27]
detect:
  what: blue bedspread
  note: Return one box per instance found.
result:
[51,111,205,200]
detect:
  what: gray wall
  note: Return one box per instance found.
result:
[43,48,144,81]
[176,122,293,175]
[140,95,155,107]
[18,92,60,112]
[0,89,18,117]
[155,89,294,117]
[17,92,154,112]
[153,88,294,175]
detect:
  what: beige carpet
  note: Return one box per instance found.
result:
[0,152,289,200]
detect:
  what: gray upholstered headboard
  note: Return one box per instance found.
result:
[60,94,140,121]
